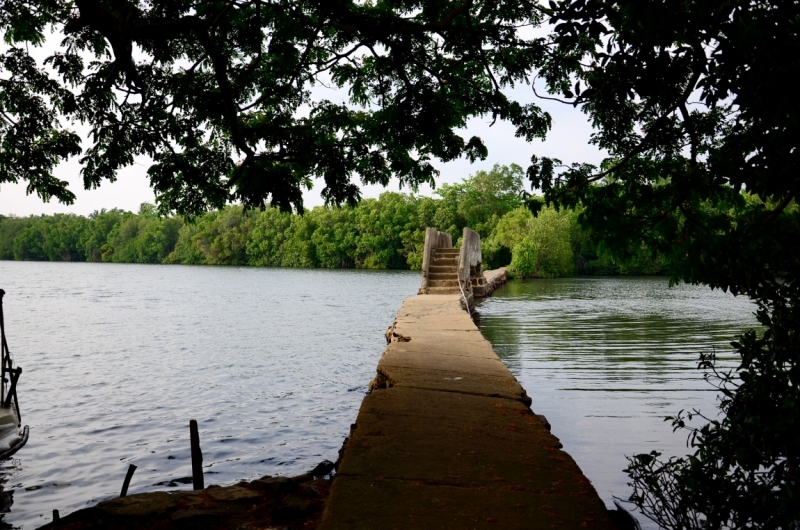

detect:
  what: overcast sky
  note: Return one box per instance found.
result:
[0,70,605,217]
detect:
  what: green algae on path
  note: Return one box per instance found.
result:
[38,475,330,530]
[320,292,617,529]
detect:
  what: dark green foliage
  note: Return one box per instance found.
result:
[430,163,526,242]
[84,209,131,261]
[310,207,357,269]
[0,43,81,205]
[11,218,48,260]
[244,207,321,268]
[1,0,551,215]
[481,239,511,271]
[352,193,421,269]
[12,214,89,261]
[581,241,668,276]
[103,204,183,263]
[538,0,800,526]
[167,206,255,265]
[0,167,670,275]
[0,215,36,259]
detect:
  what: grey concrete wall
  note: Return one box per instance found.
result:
[457,228,482,299]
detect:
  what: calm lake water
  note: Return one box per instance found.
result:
[475,277,758,527]
[0,264,758,529]
[0,262,421,528]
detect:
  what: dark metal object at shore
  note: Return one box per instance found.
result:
[120,464,137,497]
[0,289,23,423]
[3,367,21,414]
[189,419,204,490]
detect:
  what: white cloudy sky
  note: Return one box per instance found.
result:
[0,60,605,217]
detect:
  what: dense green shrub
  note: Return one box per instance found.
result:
[582,244,668,276]
[353,193,421,269]
[11,219,48,261]
[310,207,358,269]
[242,207,318,267]
[481,238,512,271]
[84,210,130,262]
[0,216,36,260]
[504,207,576,278]
[104,204,183,263]
[13,214,88,261]
[167,206,254,265]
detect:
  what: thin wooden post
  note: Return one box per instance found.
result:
[120,464,137,497]
[52,509,60,522]
[189,419,204,490]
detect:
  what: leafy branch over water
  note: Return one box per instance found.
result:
[538,0,800,526]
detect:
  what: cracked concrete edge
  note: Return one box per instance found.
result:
[322,281,617,530]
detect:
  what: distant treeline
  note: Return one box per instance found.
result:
[0,165,667,277]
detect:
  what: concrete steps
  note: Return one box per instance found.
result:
[427,280,460,288]
[425,286,463,294]
[424,248,461,294]
[428,265,456,273]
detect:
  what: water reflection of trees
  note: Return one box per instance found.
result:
[475,278,755,387]
[472,307,523,369]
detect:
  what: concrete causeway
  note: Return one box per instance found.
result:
[319,291,617,529]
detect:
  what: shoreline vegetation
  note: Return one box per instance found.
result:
[0,165,667,278]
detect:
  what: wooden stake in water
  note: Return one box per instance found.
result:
[120,464,137,497]
[189,419,204,490]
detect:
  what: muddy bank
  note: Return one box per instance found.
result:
[39,473,331,530]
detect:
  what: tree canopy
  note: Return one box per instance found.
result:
[5,165,646,275]
[535,0,800,527]
[4,0,798,525]
[1,0,550,214]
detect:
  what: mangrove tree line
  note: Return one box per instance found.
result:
[0,165,665,277]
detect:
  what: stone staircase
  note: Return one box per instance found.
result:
[425,248,463,294]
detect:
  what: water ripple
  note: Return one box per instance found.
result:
[0,262,419,528]
[475,277,758,529]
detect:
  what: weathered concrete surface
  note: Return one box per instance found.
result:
[320,293,616,530]
[481,267,507,297]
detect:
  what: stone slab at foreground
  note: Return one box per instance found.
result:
[319,293,616,529]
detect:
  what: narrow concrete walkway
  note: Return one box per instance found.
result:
[319,293,616,529]
[481,267,507,297]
